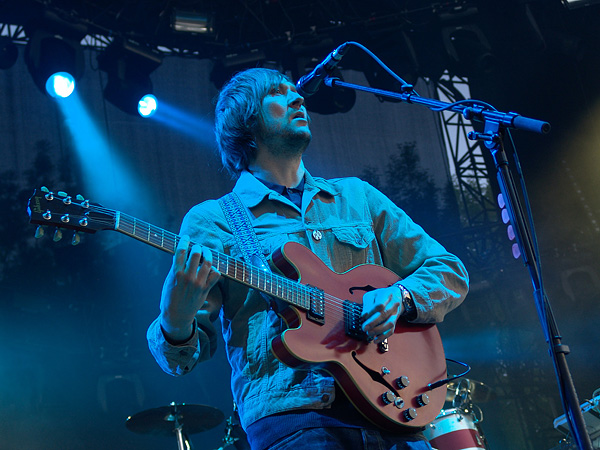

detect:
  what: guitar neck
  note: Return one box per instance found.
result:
[115,212,312,310]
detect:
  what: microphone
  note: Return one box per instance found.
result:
[296,43,350,97]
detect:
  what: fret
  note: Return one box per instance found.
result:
[139,221,149,242]
[135,220,143,239]
[148,226,157,246]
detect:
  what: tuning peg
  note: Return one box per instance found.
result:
[71,232,81,246]
[53,229,63,242]
[58,191,68,198]
[41,186,50,193]
[34,226,45,239]
[76,194,85,201]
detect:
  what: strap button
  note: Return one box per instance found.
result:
[312,230,323,241]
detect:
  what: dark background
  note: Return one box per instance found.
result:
[1,1,599,449]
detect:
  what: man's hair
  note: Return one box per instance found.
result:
[214,68,291,177]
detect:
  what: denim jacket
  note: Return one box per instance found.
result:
[147,169,469,430]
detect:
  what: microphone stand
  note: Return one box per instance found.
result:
[323,77,593,450]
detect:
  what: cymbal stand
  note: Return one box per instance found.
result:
[165,404,194,450]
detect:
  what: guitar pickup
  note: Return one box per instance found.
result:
[344,300,368,341]
[306,286,325,324]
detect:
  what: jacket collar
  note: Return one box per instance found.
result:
[232,169,339,208]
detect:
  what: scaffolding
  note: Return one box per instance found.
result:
[434,72,509,270]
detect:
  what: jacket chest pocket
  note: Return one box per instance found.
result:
[329,225,376,272]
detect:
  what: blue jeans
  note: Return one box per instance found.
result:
[266,427,432,450]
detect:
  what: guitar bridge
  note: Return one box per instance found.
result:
[344,300,369,341]
[306,286,325,324]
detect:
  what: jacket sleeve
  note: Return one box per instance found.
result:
[146,311,219,376]
[146,202,224,376]
[365,181,469,323]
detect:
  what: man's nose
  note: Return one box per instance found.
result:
[289,91,304,108]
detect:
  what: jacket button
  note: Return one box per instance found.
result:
[312,230,323,241]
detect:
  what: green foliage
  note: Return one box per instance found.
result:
[362,141,460,238]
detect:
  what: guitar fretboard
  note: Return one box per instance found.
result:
[115,212,313,309]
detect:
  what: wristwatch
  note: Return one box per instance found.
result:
[396,283,417,321]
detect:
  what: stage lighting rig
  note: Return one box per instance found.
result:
[171,9,215,35]
[24,29,85,98]
[98,39,162,116]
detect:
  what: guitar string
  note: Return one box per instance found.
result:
[63,207,357,321]
[60,206,364,322]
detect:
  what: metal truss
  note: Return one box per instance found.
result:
[0,23,27,43]
[434,72,510,270]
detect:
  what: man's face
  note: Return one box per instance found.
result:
[256,80,311,155]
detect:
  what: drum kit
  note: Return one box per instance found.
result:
[125,401,249,450]
[125,379,494,450]
[424,378,495,450]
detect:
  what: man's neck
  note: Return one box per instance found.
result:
[249,154,305,188]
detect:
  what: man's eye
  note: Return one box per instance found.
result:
[271,87,282,94]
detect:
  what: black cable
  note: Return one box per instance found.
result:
[428,358,471,391]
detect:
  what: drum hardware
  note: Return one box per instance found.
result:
[425,378,493,450]
[446,379,495,406]
[215,402,250,450]
[215,416,251,450]
[125,402,225,450]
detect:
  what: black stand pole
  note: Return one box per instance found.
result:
[324,77,593,450]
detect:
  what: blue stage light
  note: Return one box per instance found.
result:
[98,39,162,116]
[25,31,84,98]
[138,94,158,117]
[45,72,76,98]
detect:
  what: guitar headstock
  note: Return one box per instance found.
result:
[27,187,116,244]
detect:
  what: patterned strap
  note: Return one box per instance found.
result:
[218,192,271,272]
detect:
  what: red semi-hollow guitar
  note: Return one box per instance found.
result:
[27,187,448,430]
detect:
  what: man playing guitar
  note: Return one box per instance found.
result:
[147,68,469,450]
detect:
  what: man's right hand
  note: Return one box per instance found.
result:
[159,235,221,343]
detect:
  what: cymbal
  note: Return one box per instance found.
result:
[126,403,225,436]
[446,379,496,403]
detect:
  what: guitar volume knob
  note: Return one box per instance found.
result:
[396,376,409,389]
[382,391,396,405]
[416,393,430,407]
[404,408,418,421]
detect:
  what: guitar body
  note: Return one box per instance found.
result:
[270,241,447,430]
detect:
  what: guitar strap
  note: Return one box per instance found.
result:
[218,192,271,273]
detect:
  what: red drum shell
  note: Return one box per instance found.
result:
[423,408,486,450]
